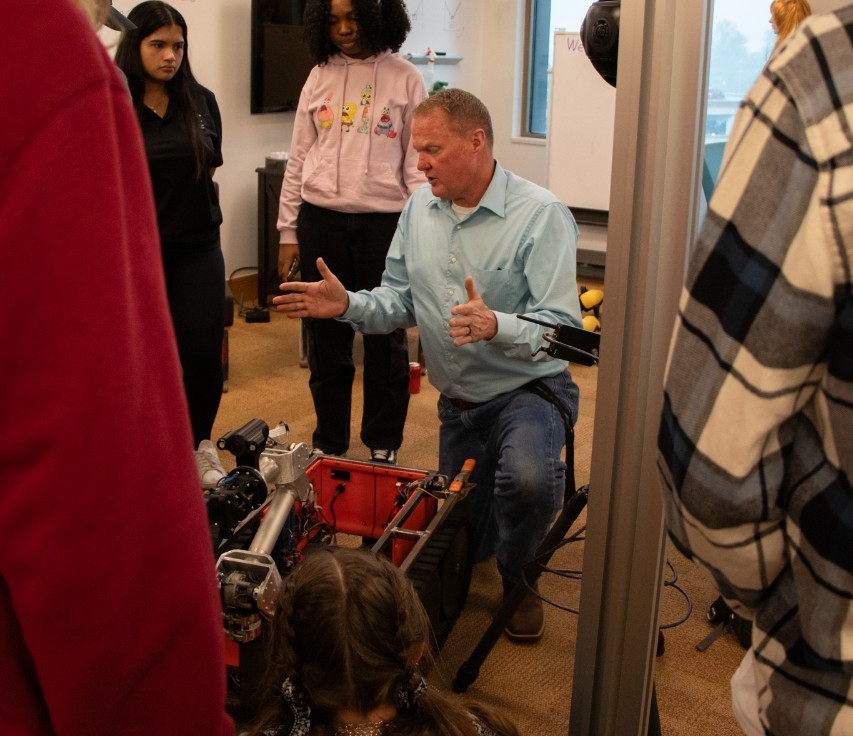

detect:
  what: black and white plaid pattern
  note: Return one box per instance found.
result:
[659,6,853,735]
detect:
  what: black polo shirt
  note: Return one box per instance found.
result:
[140,85,223,248]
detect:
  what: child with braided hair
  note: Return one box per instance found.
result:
[246,546,520,736]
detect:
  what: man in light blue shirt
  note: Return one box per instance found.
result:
[274,88,582,641]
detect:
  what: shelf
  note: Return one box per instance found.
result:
[405,54,463,65]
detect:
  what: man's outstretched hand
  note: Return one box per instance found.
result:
[272,258,349,319]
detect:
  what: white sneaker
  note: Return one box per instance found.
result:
[370,448,397,465]
[195,439,226,489]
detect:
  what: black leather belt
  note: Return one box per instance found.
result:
[443,394,487,411]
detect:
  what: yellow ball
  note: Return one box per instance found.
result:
[579,288,604,312]
[582,315,601,332]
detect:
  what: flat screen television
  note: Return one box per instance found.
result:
[251,0,314,113]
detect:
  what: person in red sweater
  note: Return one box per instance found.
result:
[0,1,234,734]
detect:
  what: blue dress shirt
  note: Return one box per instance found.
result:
[342,162,582,403]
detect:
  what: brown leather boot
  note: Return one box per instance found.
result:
[503,579,544,642]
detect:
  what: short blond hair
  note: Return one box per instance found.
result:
[414,88,494,148]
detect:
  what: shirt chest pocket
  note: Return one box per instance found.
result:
[471,267,524,313]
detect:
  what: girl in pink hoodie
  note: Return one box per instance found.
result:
[277,0,426,464]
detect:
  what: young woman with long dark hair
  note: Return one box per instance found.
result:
[116,1,227,485]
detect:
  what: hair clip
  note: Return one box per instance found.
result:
[280,677,312,736]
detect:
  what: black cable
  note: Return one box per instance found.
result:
[520,527,586,615]
[659,559,693,630]
[523,540,693,630]
[327,483,346,542]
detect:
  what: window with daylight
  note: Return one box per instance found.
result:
[521,0,587,139]
[523,0,772,143]
[703,0,772,200]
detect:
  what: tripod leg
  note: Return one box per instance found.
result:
[452,486,589,693]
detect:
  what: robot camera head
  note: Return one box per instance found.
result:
[581,0,620,88]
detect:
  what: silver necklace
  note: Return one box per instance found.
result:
[145,90,168,115]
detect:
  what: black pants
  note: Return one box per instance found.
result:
[162,237,225,448]
[297,202,410,455]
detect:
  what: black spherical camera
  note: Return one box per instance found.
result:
[581,0,620,88]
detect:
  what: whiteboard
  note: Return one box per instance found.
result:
[546,32,616,213]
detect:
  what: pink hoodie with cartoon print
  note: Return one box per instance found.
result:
[277,50,427,244]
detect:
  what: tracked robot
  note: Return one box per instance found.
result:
[206,305,602,718]
[205,419,476,718]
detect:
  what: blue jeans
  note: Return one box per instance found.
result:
[437,372,579,584]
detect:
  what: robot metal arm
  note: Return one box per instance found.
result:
[211,422,313,638]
